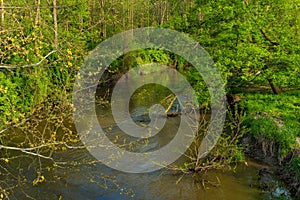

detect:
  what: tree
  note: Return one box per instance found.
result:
[170,0,300,93]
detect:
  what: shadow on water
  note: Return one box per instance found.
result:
[5,69,293,200]
[6,117,292,199]
[17,147,289,200]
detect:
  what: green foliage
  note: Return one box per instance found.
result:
[248,116,279,138]
[169,0,300,92]
[207,106,247,165]
[0,0,300,198]
[247,115,297,156]
[292,157,300,176]
[183,67,210,107]
[182,105,247,173]
[243,91,300,156]
[244,91,300,122]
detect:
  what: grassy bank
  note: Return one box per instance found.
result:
[240,90,300,197]
[243,90,299,159]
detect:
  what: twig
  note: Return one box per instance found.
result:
[0,117,30,134]
[0,144,58,161]
[260,29,279,46]
[0,50,57,69]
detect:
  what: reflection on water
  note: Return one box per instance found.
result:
[6,70,292,200]
[15,148,274,200]
[9,109,290,200]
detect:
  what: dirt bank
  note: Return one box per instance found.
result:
[242,133,300,198]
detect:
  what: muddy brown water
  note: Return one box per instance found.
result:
[3,69,293,200]
[7,130,291,200]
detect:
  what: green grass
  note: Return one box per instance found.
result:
[243,90,300,121]
[242,90,300,156]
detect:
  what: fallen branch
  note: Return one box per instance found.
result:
[0,144,59,161]
[165,96,177,114]
[0,50,57,69]
[260,29,279,46]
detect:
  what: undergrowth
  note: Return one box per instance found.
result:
[242,90,300,175]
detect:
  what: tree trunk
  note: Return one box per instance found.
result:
[35,0,41,26]
[0,0,4,30]
[267,78,281,94]
[130,0,133,32]
[53,0,58,48]
[100,0,106,39]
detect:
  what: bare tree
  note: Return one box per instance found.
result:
[53,0,58,48]
[100,0,106,39]
[35,0,41,26]
[0,0,4,30]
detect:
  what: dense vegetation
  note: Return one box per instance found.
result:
[0,0,299,199]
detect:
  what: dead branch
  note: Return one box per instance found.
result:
[0,50,57,69]
[260,29,279,46]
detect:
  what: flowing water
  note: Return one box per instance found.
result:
[3,69,292,200]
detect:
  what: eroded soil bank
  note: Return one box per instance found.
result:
[243,133,300,198]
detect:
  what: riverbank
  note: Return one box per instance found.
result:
[0,111,294,200]
[0,88,299,199]
[239,89,300,198]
